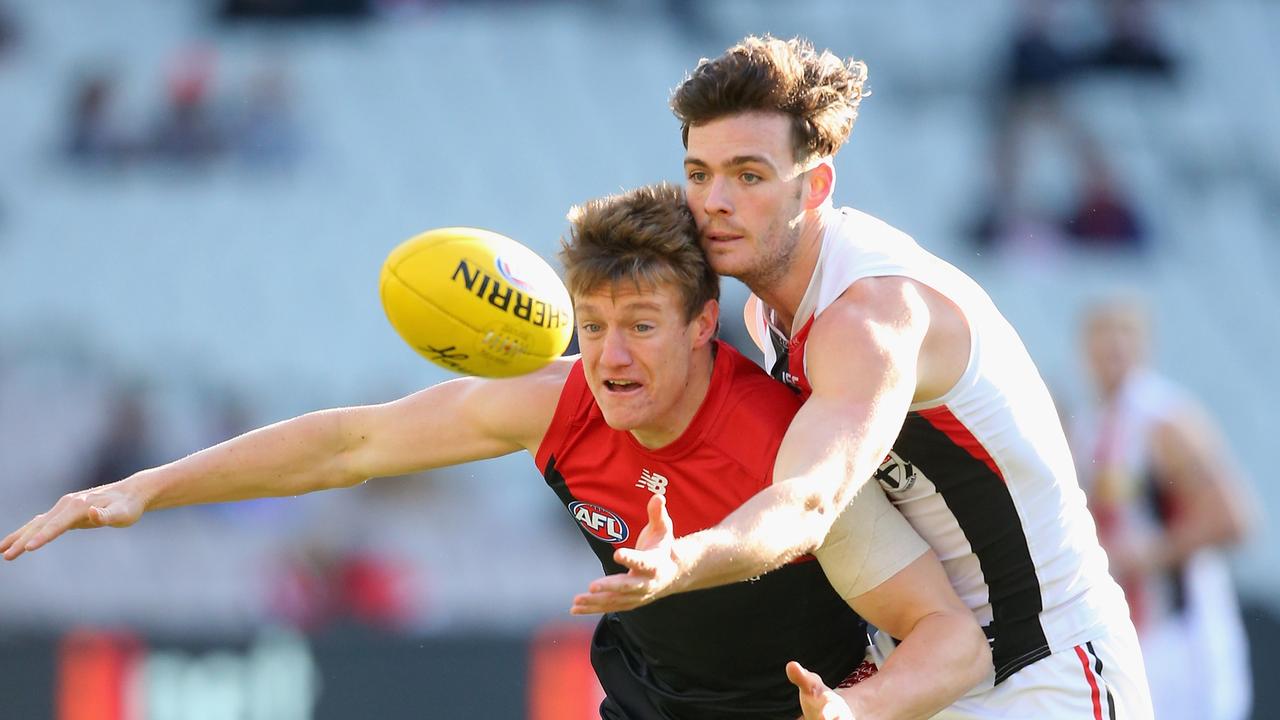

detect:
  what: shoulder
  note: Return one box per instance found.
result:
[713,343,801,453]
[810,276,931,348]
[469,356,578,450]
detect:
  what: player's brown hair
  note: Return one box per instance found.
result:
[561,182,718,322]
[671,35,869,164]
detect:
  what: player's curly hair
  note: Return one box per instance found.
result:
[561,182,718,322]
[671,35,869,164]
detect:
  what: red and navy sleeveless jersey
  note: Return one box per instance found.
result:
[535,341,867,719]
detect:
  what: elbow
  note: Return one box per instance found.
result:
[945,609,993,689]
[968,625,993,686]
[797,491,840,554]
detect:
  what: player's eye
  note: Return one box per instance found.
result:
[579,322,602,334]
[687,170,708,183]
[740,172,762,184]
[634,323,654,333]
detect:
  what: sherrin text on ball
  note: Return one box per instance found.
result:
[380,227,574,377]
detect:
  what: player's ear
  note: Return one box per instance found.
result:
[803,160,834,210]
[692,299,719,346]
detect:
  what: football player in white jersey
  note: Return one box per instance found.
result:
[1074,298,1253,720]
[572,35,1155,719]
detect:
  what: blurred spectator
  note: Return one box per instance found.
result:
[79,383,156,492]
[65,72,135,165]
[1089,0,1176,78]
[1060,142,1145,249]
[1005,0,1082,97]
[0,1,17,60]
[270,541,415,632]
[219,0,372,21]
[973,0,1091,250]
[1071,297,1253,720]
[148,46,227,164]
[232,61,303,170]
[973,0,1159,254]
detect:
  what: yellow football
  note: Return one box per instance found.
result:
[379,227,574,377]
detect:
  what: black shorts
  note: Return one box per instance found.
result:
[590,615,806,720]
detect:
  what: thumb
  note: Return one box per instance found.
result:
[647,494,672,536]
[89,505,112,526]
[786,660,823,696]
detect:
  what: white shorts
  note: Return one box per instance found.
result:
[872,622,1155,719]
[1140,554,1251,720]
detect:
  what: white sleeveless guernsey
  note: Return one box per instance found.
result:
[753,207,1130,684]
[1072,370,1250,720]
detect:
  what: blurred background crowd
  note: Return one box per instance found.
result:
[0,0,1277,717]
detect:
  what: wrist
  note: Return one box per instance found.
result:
[837,685,880,720]
[127,468,169,513]
[666,536,696,595]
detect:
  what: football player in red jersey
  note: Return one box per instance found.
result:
[4,183,987,719]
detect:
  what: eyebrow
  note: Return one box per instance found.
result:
[573,300,665,315]
[684,154,779,172]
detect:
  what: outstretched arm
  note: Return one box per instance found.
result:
[2,361,568,560]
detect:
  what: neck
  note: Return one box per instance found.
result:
[753,207,829,336]
[1098,367,1138,404]
[629,343,717,449]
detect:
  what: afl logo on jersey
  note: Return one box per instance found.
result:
[874,451,918,493]
[568,501,629,544]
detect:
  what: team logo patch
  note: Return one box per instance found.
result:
[568,501,629,544]
[635,468,669,495]
[495,256,536,294]
[874,451,918,493]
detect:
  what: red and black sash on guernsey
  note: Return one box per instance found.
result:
[770,328,1051,685]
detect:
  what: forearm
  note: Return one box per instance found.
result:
[841,611,990,720]
[1147,512,1245,570]
[134,409,365,512]
[669,406,899,595]
[668,478,834,593]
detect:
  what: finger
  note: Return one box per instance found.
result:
[1,521,34,560]
[570,591,639,615]
[647,494,672,537]
[587,574,649,595]
[18,505,85,553]
[0,524,23,554]
[613,548,661,576]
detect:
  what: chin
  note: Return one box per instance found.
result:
[599,407,642,433]
[707,255,748,279]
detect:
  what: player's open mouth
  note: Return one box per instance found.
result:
[604,380,642,393]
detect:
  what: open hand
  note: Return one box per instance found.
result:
[1,484,144,561]
[570,494,680,614]
[788,661,854,720]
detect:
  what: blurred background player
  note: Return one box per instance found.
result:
[1073,296,1254,720]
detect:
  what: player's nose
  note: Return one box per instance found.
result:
[702,177,733,216]
[599,328,632,368]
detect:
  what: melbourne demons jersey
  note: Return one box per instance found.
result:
[753,207,1129,685]
[535,341,867,719]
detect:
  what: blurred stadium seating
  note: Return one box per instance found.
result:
[0,1,1276,717]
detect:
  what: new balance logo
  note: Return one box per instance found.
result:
[635,468,669,495]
